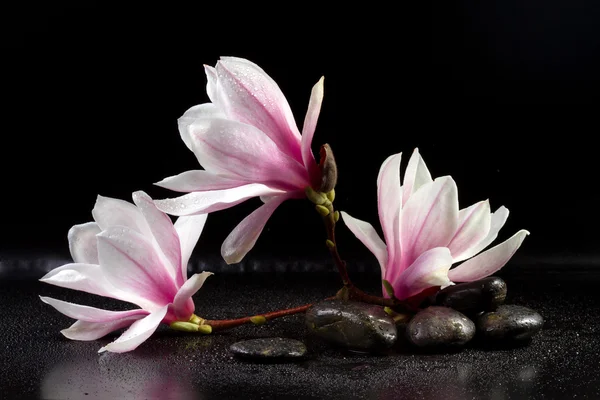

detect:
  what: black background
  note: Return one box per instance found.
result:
[1,2,599,266]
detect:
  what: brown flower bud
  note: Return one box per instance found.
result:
[318,143,338,192]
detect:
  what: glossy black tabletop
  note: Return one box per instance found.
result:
[1,258,599,400]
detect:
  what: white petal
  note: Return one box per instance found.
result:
[172,272,213,319]
[448,200,492,262]
[39,263,121,300]
[465,206,510,256]
[154,183,285,216]
[155,170,247,192]
[400,176,459,269]
[67,222,101,264]
[92,195,151,237]
[132,191,181,284]
[174,214,208,283]
[40,296,147,322]
[204,65,218,103]
[97,227,178,311]
[393,247,453,300]
[98,305,169,353]
[402,148,433,206]
[301,77,324,177]
[377,153,402,268]
[448,230,530,282]
[60,316,145,341]
[340,211,388,277]
[177,103,223,151]
[221,195,290,264]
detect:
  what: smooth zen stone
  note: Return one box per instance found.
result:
[476,305,543,341]
[305,300,397,351]
[435,277,507,314]
[406,306,476,348]
[230,338,307,359]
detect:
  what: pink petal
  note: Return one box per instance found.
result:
[92,195,151,237]
[402,148,433,206]
[155,170,247,192]
[301,77,324,182]
[465,206,510,256]
[98,305,169,353]
[177,103,223,151]
[132,191,181,284]
[172,271,213,319]
[221,195,290,264]
[447,200,492,262]
[40,263,122,300]
[40,296,148,322]
[97,227,179,311]
[154,183,285,216]
[213,57,303,161]
[448,229,530,282]
[174,214,208,284]
[400,176,459,269]
[68,222,101,264]
[377,153,402,269]
[393,247,453,300]
[187,117,309,188]
[60,316,145,341]
[340,211,388,277]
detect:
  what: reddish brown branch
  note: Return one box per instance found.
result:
[204,303,313,332]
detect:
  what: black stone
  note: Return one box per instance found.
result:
[476,305,543,341]
[305,300,397,351]
[406,306,476,348]
[434,276,507,314]
[229,337,307,359]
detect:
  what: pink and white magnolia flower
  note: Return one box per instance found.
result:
[40,191,212,353]
[341,149,529,300]
[153,56,324,264]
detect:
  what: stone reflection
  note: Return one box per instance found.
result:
[40,355,198,400]
[373,360,541,399]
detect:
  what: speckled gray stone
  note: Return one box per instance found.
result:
[305,300,397,351]
[476,305,543,341]
[229,337,307,359]
[406,306,476,347]
[435,277,507,313]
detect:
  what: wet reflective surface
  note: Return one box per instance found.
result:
[2,266,600,399]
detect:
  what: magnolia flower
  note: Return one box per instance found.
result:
[341,149,529,300]
[153,56,324,264]
[40,191,212,353]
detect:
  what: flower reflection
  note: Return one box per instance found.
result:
[41,356,197,400]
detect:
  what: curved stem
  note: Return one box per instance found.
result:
[323,211,351,285]
[320,203,418,313]
[204,302,313,332]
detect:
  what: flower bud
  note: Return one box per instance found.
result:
[318,144,338,193]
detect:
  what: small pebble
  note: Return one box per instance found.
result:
[229,337,307,359]
[305,300,397,351]
[406,306,476,348]
[435,276,507,313]
[476,305,543,341]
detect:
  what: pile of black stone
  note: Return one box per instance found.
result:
[305,277,543,353]
[229,277,543,359]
